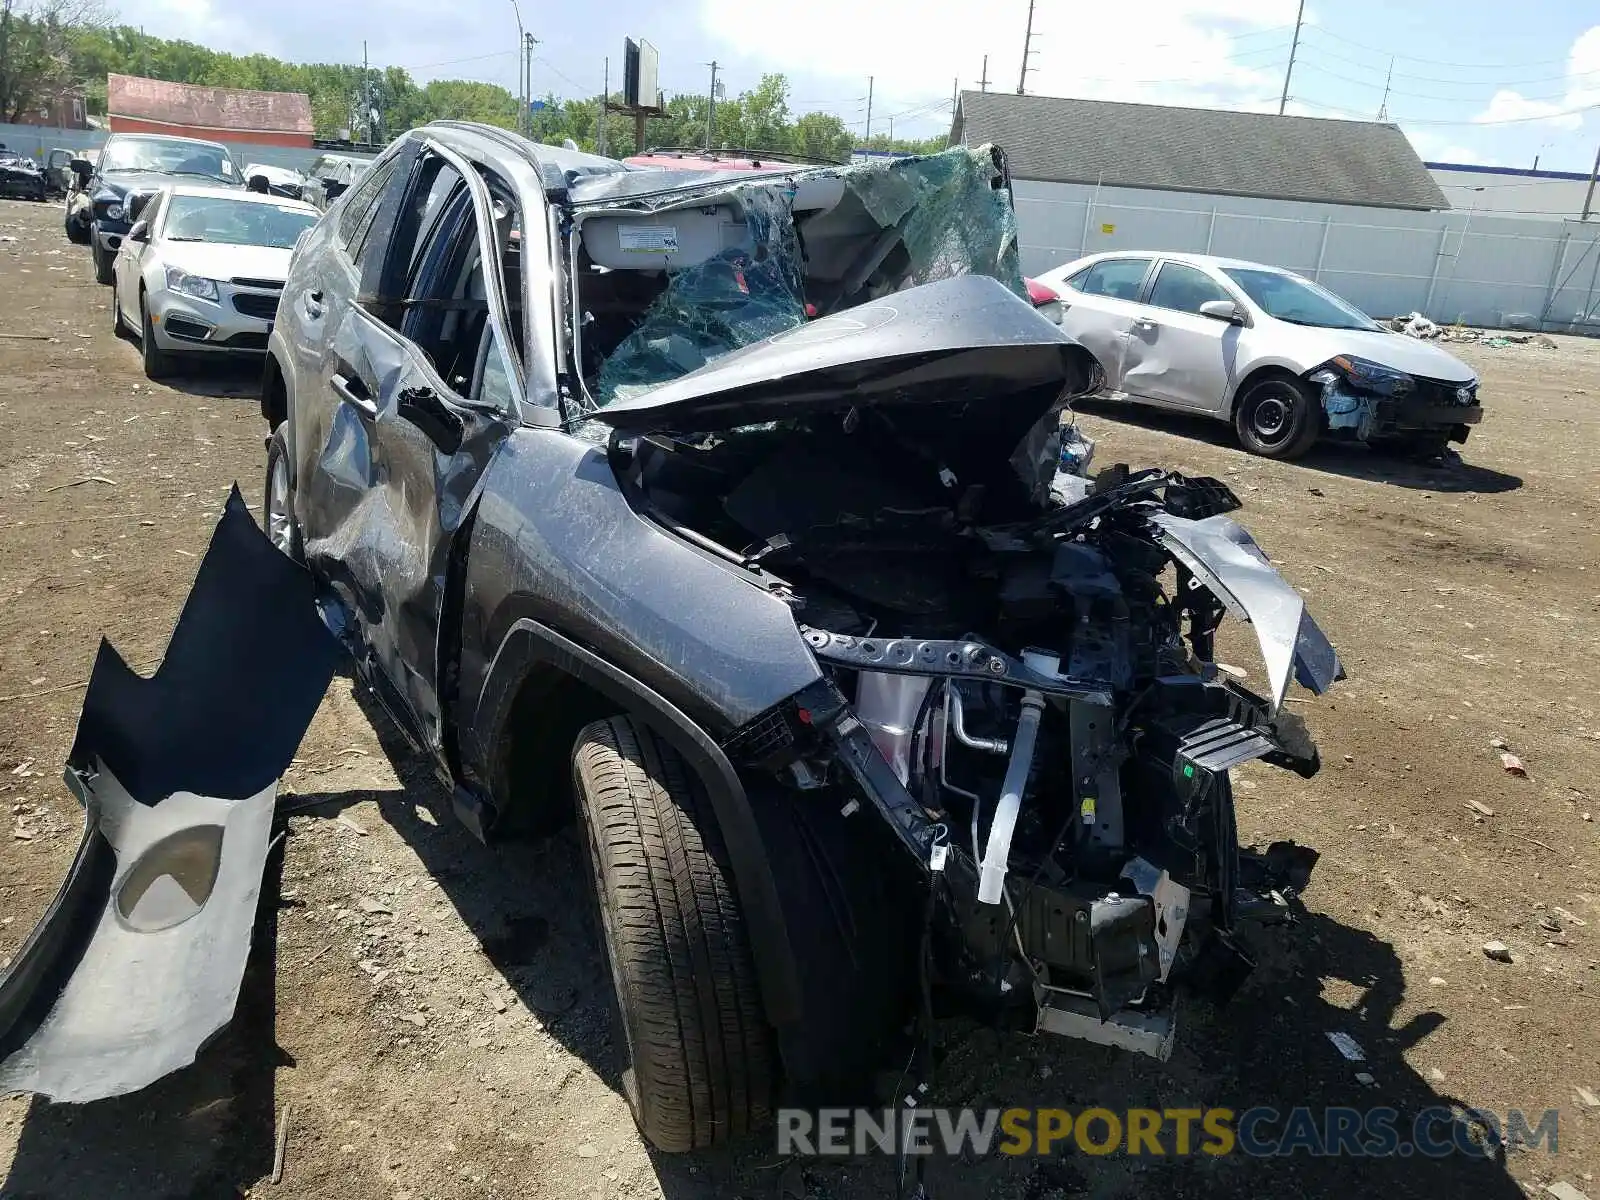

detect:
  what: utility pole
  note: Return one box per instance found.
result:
[950,75,958,116]
[508,0,525,135]
[1376,56,1394,121]
[1582,141,1600,221]
[361,41,370,145]
[706,60,718,150]
[1016,0,1037,95]
[598,57,608,156]
[864,75,874,146]
[979,55,990,93]
[524,32,537,135]
[1278,0,1306,115]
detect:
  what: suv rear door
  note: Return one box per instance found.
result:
[293,138,524,756]
[1055,256,1155,390]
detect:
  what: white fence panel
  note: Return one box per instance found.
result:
[1011,177,1600,332]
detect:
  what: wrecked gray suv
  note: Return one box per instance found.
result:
[1,124,1343,1153]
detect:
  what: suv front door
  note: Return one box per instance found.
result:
[1118,259,1242,412]
[294,139,524,756]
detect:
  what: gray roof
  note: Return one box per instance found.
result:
[952,92,1449,211]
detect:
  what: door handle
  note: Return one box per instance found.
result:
[1133,318,1157,330]
[302,289,325,319]
[331,371,377,418]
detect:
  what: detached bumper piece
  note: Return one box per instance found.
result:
[0,487,338,1103]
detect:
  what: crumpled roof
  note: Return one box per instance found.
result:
[108,74,313,136]
[591,145,1027,410]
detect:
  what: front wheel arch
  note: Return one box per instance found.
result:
[469,619,803,1028]
[260,352,290,432]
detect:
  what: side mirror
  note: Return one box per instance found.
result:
[1199,299,1245,325]
[70,157,92,185]
[127,192,150,221]
[126,220,149,244]
[247,173,270,194]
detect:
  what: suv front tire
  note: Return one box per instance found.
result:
[571,715,774,1152]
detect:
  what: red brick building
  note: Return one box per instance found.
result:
[10,90,89,129]
[106,74,313,148]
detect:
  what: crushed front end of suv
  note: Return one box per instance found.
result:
[1,124,1344,1153]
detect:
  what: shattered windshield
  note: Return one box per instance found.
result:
[1223,267,1380,332]
[101,137,236,182]
[582,146,1028,411]
[163,196,316,248]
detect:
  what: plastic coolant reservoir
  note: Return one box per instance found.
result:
[855,671,933,785]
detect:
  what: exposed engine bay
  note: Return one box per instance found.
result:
[608,394,1343,1056]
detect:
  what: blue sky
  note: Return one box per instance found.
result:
[137,0,1600,173]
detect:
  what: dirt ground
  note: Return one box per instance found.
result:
[1,192,1597,1200]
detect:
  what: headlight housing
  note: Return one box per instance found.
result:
[164,266,220,302]
[103,202,124,221]
[1324,354,1415,396]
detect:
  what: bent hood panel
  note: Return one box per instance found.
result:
[590,275,1083,433]
[1149,511,1344,711]
[0,487,339,1102]
[159,242,293,285]
[1292,327,1477,383]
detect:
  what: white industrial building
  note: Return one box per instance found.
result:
[950,91,1600,331]
[1427,162,1597,223]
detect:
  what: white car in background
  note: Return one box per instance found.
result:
[111,185,321,379]
[1032,251,1483,459]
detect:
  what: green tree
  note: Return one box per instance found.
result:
[48,27,952,162]
[790,111,853,163]
[1,0,110,122]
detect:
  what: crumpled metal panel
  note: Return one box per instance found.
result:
[590,275,1078,435]
[840,147,1025,298]
[1314,373,1380,440]
[0,487,339,1102]
[588,146,1028,410]
[1147,510,1343,711]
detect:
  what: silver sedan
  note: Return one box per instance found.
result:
[111,185,320,379]
[1032,251,1483,459]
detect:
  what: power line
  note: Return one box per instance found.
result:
[1304,25,1578,70]
[1292,94,1600,126]
[1291,35,1594,86]
[405,48,520,72]
[1435,176,1600,190]
[532,56,598,96]
[1295,60,1588,105]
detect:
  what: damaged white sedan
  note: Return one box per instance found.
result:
[1035,251,1483,460]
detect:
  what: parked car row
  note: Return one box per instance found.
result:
[51,133,374,377]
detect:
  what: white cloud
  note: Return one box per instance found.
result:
[696,0,1302,131]
[1471,24,1600,131]
[1404,132,1498,167]
[1473,89,1584,131]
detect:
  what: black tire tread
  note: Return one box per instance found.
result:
[140,292,170,380]
[572,716,772,1153]
[1234,375,1321,460]
[93,238,114,286]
